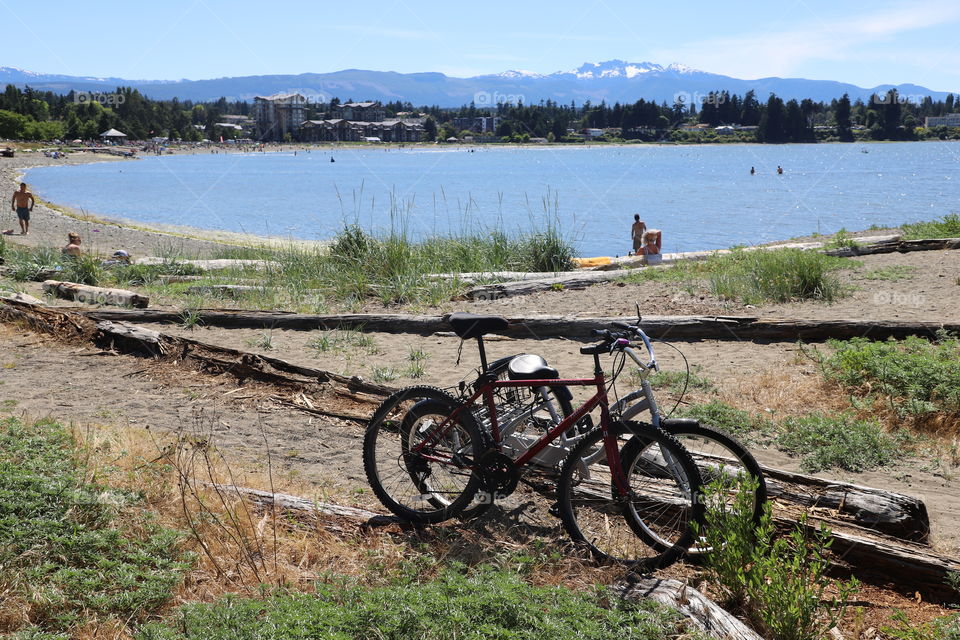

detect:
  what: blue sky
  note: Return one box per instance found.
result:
[3,0,960,91]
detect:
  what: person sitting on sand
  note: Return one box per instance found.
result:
[631,214,646,256]
[639,229,662,265]
[62,232,82,256]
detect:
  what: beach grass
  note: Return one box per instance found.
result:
[900,213,960,240]
[621,247,852,304]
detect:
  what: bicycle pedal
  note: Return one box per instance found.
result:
[548,502,561,519]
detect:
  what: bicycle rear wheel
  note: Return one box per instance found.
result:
[556,421,704,572]
[363,386,485,524]
[615,393,767,553]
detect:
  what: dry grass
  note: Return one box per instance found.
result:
[71,412,619,614]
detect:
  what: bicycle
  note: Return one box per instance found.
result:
[471,317,767,554]
[363,312,706,571]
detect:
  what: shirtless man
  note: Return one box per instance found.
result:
[631,214,646,255]
[11,182,34,235]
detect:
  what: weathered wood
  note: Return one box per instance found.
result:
[214,485,398,524]
[773,515,960,605]
[763,465,929,542]
[824,237,960,257]
[79,309,960,342]
[0,291,45,305]
[135,257,280,271]
[615,579,765,640]
[43,280,149,308]
[96,320,165,356]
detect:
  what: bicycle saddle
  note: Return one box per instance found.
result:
[447,312,509,340]
[507,354,559,380]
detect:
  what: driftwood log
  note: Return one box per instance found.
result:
[824,237,960,257]
[763,465,929,542]
[615,579,765,640]
[81,309,960,342]
[43,280,149,308]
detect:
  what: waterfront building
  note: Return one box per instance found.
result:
[253,93,308,140]
[924,114,960,128]
[332,101,386,122]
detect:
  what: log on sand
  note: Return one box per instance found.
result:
[824,237,960,257]
[615,579,765,640]
[43,280,149,308]
[763,465,929,542]
[81,308,960,342]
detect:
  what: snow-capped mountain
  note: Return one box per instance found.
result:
[0,60,954,106]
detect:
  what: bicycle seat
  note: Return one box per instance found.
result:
[447,312,509,340]
[507,354,559,381]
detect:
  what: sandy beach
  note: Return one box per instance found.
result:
[1,150,315,259]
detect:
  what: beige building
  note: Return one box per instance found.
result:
[253,93,308,140]
[925,114,960,128]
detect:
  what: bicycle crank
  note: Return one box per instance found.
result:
[477,450,520,497]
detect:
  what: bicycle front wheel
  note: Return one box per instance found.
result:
[556,421,704,572]
[363,386,485,524]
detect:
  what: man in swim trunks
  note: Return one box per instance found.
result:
[11,182,34,235]
[631,214,646,255]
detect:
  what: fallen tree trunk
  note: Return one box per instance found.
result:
[78,309,960,342]
[94,318,394,398]
[763,465,929,542]
[773,514,960,605]
[824,237,960,257]
[43,280,149,308]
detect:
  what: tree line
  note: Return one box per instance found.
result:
[0,83,958,144]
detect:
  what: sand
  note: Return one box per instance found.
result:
[2,151,320,259]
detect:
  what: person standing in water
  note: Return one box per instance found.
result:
[10,182,34,235]
[631,214,646,256]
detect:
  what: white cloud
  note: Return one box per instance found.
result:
[652,0,960,83]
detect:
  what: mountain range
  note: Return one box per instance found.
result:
[1,60,954,107]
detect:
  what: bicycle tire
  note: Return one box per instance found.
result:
[556,420,704,572]
[363,386,485,524]
[614,392,767,549]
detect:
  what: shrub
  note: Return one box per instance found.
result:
[777,412,911,472]
[0,417,190,634]
[137,565,698,640]
[817,334,960,419]
[678,400,772,441]
[698,478,860,640]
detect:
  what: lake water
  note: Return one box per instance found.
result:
[25,142,960,256]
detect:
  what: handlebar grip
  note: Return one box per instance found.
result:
[580,343,610,355]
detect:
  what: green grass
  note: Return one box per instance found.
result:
[677,401,773,442]
[863,265,917,281]
[308,328,379,355]
[900,213,960,240]
[816,334,960,418]
[620,248,851,305]
[709,249,850,304]
[136,564,700,640]
[0,417,190,634]
[647,367,715,395]
[777,412,912,473]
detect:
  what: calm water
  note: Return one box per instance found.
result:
[25,142,960,256]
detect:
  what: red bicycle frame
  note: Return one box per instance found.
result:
[411,355,633,495]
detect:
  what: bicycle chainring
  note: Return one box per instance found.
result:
[477,450,519,496]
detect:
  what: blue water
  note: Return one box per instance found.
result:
[25,142,960,256]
